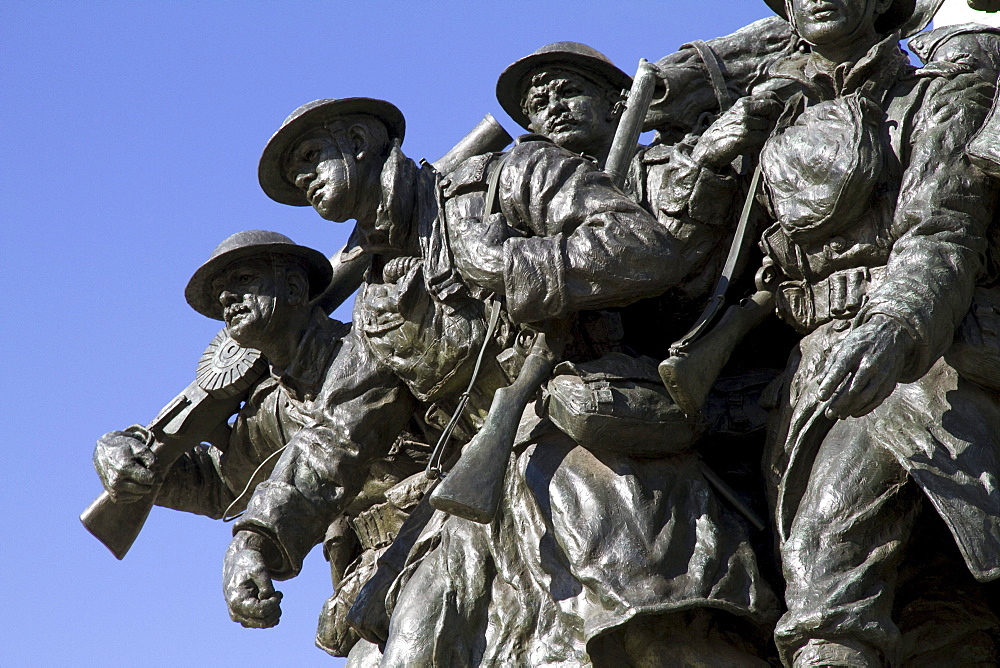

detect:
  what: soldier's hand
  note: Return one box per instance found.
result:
[691,91,783,169]
[816,315,912,419]
[448,213,518,294]
[93,430,159,502]
[223,531,283,629]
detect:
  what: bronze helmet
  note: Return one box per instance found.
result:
[185,230,334,320]
[496,42,632,131]
[258,97,405,207]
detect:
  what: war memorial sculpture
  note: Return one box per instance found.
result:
[83,0,1000,665]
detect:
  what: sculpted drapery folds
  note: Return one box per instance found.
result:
[369,40,809,667]
[224,91,753,664]
[90,230,429,650]
[228,35,799,666]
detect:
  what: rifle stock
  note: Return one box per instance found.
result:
[81,330,264,559]
[659,289,774,416]
[429,333,555,523]
[80,490,156,560]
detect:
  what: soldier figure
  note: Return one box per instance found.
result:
[221,93,698,663]
[94,230,340,521]
[369,42,783,666]
[83,4,1000,664]
[698,0,1000,664]
[91,230,428,651]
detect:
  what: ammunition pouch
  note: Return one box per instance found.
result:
[350,502,407,552]
[317,472,431,657]
[546,352,705,456]
[316,544,382,657]
[775,265,885,333]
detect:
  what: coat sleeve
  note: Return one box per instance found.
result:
[154,378,299,520]
[496,140,687,323]
[233,326,415,579]
[644,141,744,303]
[154,444,233,519]
[860,74,998,380]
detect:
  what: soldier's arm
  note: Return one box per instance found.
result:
[153,445,233,518]
[490,139,688,323]
[230,327,416,581]
[639,139,747,301]
[93,428,233,517]
[153,380,284,519]
[816,75,998,419]
[859,74,997,380]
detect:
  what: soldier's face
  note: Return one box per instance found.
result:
[789,0,885,50]
[213,259,280,346]
[284,128,357,222]
[523,70,617,156]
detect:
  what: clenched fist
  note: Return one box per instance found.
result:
[692,91,784,169]
[93,429,160,503]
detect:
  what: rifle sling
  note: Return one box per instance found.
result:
[669,162,763,354]
[687,40,734,113]
[425,295,503,478]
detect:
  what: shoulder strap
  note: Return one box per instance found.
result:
[484,152,507,217]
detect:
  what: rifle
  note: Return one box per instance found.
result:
[80,330,267,559]
[428,330,556,522]
[605,59,659,188]
[657,164,777,416]
[431,113,513,175]
[428,60,659,524]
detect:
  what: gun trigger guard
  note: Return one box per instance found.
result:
[514,328,537,355]
[668,344,689,358]
[755,264,781,292]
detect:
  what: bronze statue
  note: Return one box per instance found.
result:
[229,83,748,663]
[82,3,1000,665]
[89,229,428,653]
[368,41,794,667]
[92,230,339,527]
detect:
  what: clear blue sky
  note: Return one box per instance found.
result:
[2,2,784,665]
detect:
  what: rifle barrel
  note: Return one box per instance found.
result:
[605,59,658,189]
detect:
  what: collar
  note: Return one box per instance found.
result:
[344,143,426,258]
[769,31,911,101]
[269,308,345,402]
